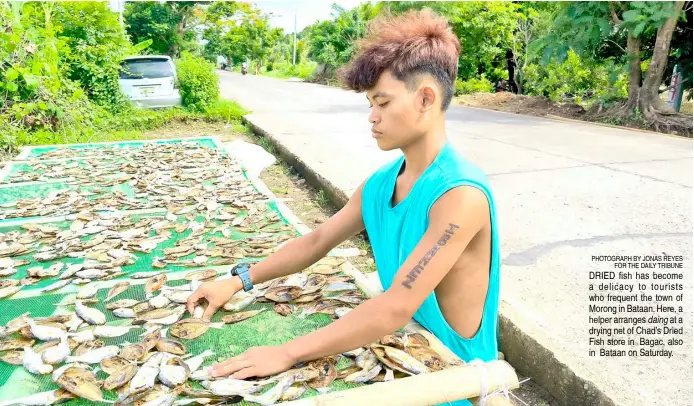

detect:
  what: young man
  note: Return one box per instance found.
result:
[187,7,500,400]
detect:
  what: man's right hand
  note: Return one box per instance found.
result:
[186,277,242,321]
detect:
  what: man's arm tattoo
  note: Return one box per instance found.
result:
[401,223,460,289]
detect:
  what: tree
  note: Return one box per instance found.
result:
[124,1,205,58]
[535,1,690,133]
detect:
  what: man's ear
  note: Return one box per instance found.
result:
[419,85,436,112]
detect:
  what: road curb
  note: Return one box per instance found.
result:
[242,114,616,406]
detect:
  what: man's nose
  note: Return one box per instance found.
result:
[369,110,379,124]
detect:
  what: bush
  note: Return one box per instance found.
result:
[522,49,628,107]
[203,99,248,123]
[454,75,495,96]
[175,51,220,112]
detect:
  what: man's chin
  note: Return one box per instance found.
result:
[375,138,398,151]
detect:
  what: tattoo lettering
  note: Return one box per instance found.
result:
[401,223,460,289]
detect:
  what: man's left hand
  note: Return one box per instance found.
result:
[209,345,297,379]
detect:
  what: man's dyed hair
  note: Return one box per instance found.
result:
[338,8,461,111]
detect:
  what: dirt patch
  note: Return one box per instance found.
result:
[456,92,692,137]
[456,92,586,119]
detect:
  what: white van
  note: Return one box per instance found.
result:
[118,56,182,108]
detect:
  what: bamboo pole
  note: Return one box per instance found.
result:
[283,361,519,406]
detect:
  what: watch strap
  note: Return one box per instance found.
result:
[234,263,253,292]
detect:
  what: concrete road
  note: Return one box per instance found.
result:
[219,71,693,406]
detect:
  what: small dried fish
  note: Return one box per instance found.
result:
[274,303,294,316]
[170,319,222,340]
[263,286,302,303]
[356,349,378,370]
[56,365,104,402]
[0,279,20,289]
[106,299,140,310]
[149,295,172,309]
[145,274,167,298]
[0,285,21,298]
[0,389,74,406]
[295,292,322,303]
[130,271,163,279]
[344,364,382,383]
[323,282,357,293]
[309,264,342,275]
[24,318,66,342]
[75,300,106,325]
[101,356,132,374]
[221,309,265,324]
[370,344,430,375]
[222,290,256,312]
[42,336,70,365]
[1,350,24,365]
[184,269,217,281]
[76,283,99,299]
[201,378,264,396]
[121,342,147,361]
[107,281,130,301]
[66,345,120,364]
[0,337,35,351]
[23,345,53,375]
[167,290,192,304]
[104,362,137,391]
[279,384,307,401]
[156,338,187,355]
[306,361,337,389]
[158,356,191,387]
[405,344,446,371]
[114,308,136,318]
[336,365,361,379]
[94,325,136,338]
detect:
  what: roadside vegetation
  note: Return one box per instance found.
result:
[1,0,691,157]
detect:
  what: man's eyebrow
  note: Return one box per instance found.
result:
[366,91,391,101]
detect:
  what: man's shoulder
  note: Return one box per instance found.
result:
[432,148,490,188]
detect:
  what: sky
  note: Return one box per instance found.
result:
[109,1,374,34]
[253,0,373,33]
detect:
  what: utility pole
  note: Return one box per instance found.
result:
[292,10,297,65]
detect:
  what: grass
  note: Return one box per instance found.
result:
[316,190,330,207]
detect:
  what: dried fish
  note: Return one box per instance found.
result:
[221,309,265,324]
[0,285,21,298]
[66,345,120,364]
[94,325,136,338]
[131,271,163,279]
[263,286,302,303]
[0,337,35,351]
[158,356,191,387]
[184,269,217,281]
[274,303,294,316]
[145,274,167,298]
[149,294,172,309]
[279,384,307,401]
[75,300,106,325]
[201,378,264,396]
[121,342,148,361]
[1,350,24,365]
[104,362,137,391]
[114,308,136,318]
[323,282,358,293]
[309,264,342,275]
[370,344,430,375]
[101,356,132,374]
[0,389,74,406]
[23,345,53,375]
[24,318,66,342]
[344,364,382,384]
[107,281,130,301]
[42,336,70,365]
[76,283,99,299]
[170,319,222,340]
[56,365,104,402]
[222,290,256,312]
[243,376,295,405]
[155,338,187,355]
[106,299,140,309]
[405,344,446,371]
[306,361,337,389]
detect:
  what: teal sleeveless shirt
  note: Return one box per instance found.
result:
[361,140,500,405]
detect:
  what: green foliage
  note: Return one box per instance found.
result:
[306,3,378,70]
[53,2,131,108]
[522,49,628,105]
[261,61,317,80]
[454,75,494,96]
[124,1,203,58]
[175,52,220,112]
[203,99,249,124]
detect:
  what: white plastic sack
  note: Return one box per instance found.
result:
[223,140,277,179]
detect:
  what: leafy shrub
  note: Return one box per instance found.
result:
[175,51,220,112]
[523,49,628,106]
[203,100,248,123]
[454,75,495,96]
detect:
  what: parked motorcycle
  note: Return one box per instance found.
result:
[241,66,247,75]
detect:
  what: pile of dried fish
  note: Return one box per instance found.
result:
[0,143,270,220]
